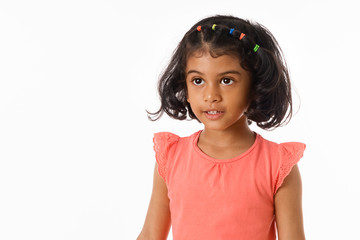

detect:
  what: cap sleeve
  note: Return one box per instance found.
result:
[153,132,180,183]
[274,142,306,194]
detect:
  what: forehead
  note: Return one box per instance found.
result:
[186,50,243,72]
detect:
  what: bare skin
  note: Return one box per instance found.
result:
[138,51,305,239]
[137,163,305,240]
[275,164,306,240]
[137,163,171,240]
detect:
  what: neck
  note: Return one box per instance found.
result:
[200,118,255,148]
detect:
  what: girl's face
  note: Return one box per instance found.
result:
[186,50,252,131]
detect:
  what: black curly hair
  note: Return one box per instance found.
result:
[147,15,293,130]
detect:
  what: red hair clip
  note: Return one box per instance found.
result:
[197,25,202,31]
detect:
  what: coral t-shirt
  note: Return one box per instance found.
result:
[153,130,306,240]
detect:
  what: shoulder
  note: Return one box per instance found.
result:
[257,134,306,158]
[153,130,200,146]
[153,131,200,183]
[153,132,180,145]
[258,135,306,195]
[153,131,181,141]
[153,130,200,156]
[153,132,180,157]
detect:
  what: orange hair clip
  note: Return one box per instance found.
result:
[197,25,202,31]
[240,33,245,40]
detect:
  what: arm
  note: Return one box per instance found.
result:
[137,162,171,240]
[274,164,306,240]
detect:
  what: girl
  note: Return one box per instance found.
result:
[138,15,306,240]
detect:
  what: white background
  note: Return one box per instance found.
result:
[0,0,359,239]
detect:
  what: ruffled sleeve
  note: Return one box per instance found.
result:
[153,132,180,184]
[273,142,306,194]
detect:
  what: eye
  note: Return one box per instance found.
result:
[192,78,204,86]
[221,78,234,85]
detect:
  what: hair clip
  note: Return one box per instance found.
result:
[197,25,202,31]
[253,44,260,53]
[212,24,216,31]
[229,28,234,35]
[239,33,245,40]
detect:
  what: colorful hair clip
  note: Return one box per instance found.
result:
[212,24,216,31]
[239,33,245,40]
[253,44,260,53]
[197,25,202,31]
[229,28,234,35]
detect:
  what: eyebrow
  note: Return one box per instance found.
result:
[186,70,242,76]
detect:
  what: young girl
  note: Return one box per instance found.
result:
[138,15,306,240]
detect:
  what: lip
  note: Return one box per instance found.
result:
[203,110,224,120]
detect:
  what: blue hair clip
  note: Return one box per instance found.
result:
[229,28,234,35]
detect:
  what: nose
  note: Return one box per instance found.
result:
[204,84,221,103]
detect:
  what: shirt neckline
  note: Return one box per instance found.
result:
[192,130,261,163]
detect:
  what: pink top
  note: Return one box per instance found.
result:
[153,130,306,240]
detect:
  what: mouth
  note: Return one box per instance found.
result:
[204,110,224,114]
[203,110,224,120]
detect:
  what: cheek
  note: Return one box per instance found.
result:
[185,83,190,101]
[239,84,252,101]
[186,86,196,102]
